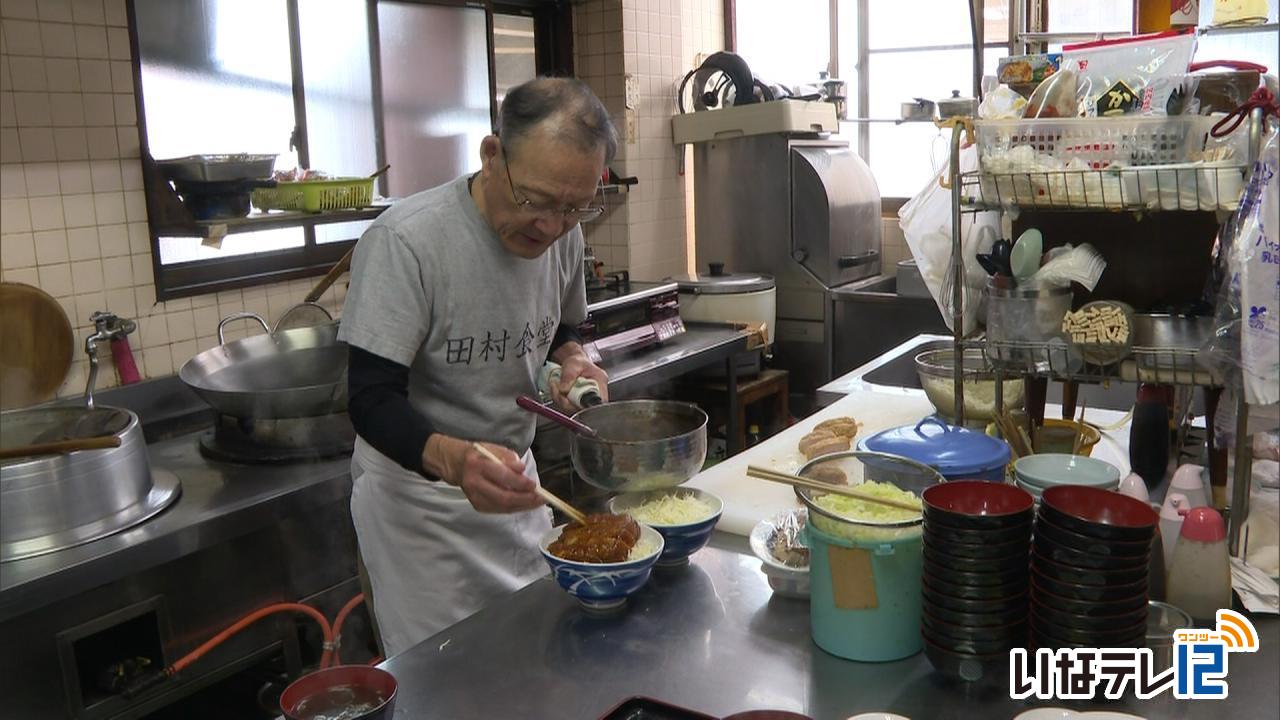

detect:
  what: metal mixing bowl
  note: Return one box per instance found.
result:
[570,400,707,492]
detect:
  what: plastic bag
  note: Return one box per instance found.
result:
[979,85,1028,120]
[1023,70,1077,118]
[1200,124,1280,405]
[898,143,1000,335]
[1063,30,1197,116]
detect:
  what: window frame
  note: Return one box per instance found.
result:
[726,1,1016,208]
[130,0,567,301]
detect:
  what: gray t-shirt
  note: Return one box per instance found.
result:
[338,175,587,452]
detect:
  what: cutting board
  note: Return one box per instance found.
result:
[0,282,74,409]
[688,393,1136,538]
[687,390,935,536]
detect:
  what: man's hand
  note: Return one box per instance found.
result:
[423,434,544,513]
[549,342,608,413]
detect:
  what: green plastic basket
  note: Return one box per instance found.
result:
[252,177,374,213]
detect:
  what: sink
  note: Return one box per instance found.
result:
[860,339,950,389]
[819,333,1144,415]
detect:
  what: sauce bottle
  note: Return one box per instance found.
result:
[1165,507,1232,623]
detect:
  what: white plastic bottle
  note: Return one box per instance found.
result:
[1165,507,1232,623]
[536,362,603,409]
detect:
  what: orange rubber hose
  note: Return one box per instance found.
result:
[329,593,365,666]
[167,603,333,675]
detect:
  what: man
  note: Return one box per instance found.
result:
[338,77,615,657]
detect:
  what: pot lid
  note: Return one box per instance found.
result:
[0,282,73,410]
[859,416,1011,476]
[673,263,775,294]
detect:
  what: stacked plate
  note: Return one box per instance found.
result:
[920,482,1035,682]
[1030,485,1159,649]
[1014,453,1121,501]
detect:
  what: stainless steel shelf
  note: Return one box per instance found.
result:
[158,203,393,239]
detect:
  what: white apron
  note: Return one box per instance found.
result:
[349,437,552,658]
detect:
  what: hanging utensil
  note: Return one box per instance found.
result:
[470,442,588,525]
[990,239,1014,278]
[516,395,598,438]
[1010,228,1044,284]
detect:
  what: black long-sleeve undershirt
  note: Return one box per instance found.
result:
[346,324,583,478]
[347,345,436,478]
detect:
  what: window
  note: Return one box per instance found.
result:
[731,0,1278,202]
[734,0,1007,201]
[132,0,559,300]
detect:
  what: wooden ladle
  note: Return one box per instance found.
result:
[0,435,122,461]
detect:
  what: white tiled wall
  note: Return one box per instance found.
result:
[574,0,723,282]
[0,0,345,401]
[881,216,911,276]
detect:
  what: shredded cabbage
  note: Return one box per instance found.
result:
[624,492,716,526]
[812,481,921,523]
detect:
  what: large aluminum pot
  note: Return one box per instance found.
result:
[0,406,180,562]
[179,314,348,419]
[570,400,707,492]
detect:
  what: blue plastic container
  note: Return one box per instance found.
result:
[859,417,1011,482]
[804,519,924,662]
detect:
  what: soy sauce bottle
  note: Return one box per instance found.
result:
[1130,383,1171,488]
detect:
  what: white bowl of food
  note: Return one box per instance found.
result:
[749,508,810,599]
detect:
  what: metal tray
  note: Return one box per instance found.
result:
[155,153,277,182]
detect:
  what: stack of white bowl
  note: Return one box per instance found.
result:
[1013,453,1121,501]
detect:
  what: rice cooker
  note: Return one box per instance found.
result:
[673,263,776,344]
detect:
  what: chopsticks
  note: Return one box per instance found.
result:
[994,413,1034,459]
[746,465,922,513]
[470,442,589,525]
[1072,399,1089,455]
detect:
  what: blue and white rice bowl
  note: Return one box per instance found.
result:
[539,523,664,612]
[608,487,723,566]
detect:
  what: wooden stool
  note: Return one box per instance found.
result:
[682,369,789,454]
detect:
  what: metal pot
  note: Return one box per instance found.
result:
[570,400,708,492]
[937,90,977,119]
[900,98,936,121]
[0,405,180,562]
[179,314,348,419]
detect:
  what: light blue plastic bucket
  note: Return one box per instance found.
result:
[794,451,941,663]
[804,520,924,662]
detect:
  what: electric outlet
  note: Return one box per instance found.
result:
[624,73,638,110]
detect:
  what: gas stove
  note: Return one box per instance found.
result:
[198,412,355,464]
[580,271,685,364]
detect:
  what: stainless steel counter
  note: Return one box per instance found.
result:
[382,540,1279,720]
[604,322,750,398]
[0,434,352,622]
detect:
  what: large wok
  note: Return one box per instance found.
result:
[179,313,348,419]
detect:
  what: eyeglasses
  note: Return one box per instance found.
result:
[500,141,605,224]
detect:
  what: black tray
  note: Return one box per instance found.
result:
[598,696,717,720]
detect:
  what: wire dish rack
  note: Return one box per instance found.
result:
[971,339,1223,386]
[961,165,1249,212]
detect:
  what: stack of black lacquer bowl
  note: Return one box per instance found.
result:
[1031,485,1159,650]
[921,481,1036,683]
